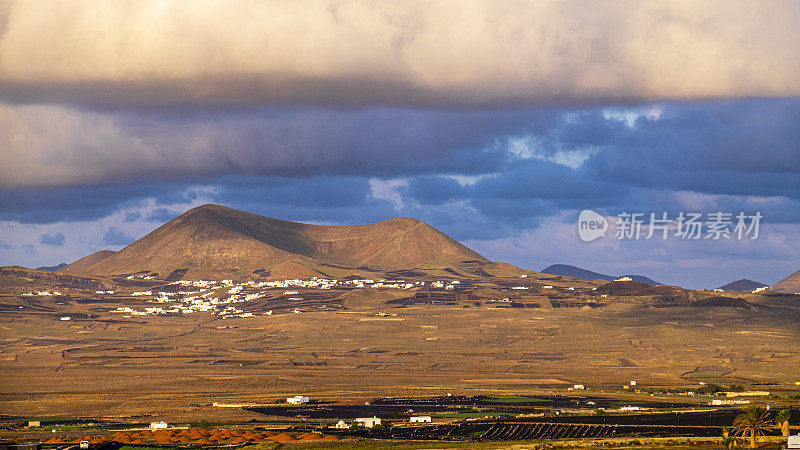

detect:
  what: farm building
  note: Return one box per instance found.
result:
[356,417,382,428]
[287,395,309,404]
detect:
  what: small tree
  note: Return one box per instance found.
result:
[732,405,772,449]
[721,426,736,449]
[775,409,791,437]
[697,384,722,395]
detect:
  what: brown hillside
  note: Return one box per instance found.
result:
[480,262,539,277]
[75,204,488,278]
[0,266,106,290]
[59,250,116,274]
[772,269,800,294]
[268,261,327,280]
[593,280,694,304]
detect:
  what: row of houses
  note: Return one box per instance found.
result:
[334,415,432,429]
[103,276,478,318]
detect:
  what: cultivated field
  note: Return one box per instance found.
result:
[2,282,799,422]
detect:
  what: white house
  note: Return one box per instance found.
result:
[335,420,350,429]
[287,395,309,404]
[150,421,168,429]
[573,384,585,390]
[356,417,382,428]
[410,416,431,423]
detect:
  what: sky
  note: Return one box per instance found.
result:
[1,0,799,289]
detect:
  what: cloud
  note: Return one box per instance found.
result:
[102,226,134,246]
[1,1,799,109]
[5,98,800,195]
[0,191,219,268]
[144,208,177,223]
[584,100,800,199]
[39,232,65,246]
[3,99,800,229]
[0,103,530,189]
[0,180,210,223]
[124,212,142,222]
[369,178,410,211]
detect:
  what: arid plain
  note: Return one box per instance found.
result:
[3,282,799,422]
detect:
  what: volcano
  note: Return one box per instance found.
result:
[64,204,488,279]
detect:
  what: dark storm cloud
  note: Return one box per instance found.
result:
[0,181,199,223]
[474,161,622,201]
[3,99,799,233]
[406,176,467,206]
[39,233,65,246]
[0,105,552,189]
[211,176,372,209]
[585,100,800,199]
[4,99,799,205]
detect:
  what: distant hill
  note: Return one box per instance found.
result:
[63,204,488,279]
[772,269,800,294]
[36,263,67,271]
[716,279,768,292]
[59,250,116,274]
[1,266,107,290]
[692,296,756,309]
[593,280,693,303]
[542,264,660,285]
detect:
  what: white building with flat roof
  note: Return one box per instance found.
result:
[356,417,382,428]
[410,416,431,423]
[287,395,309,404]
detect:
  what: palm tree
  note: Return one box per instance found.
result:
[775,410,791,437]
[732,405,772,448]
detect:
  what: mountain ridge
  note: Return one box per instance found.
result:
[542,264,661,285]
[59,250,116,274]
[772,269,800,294]
[66,204,488,279]
[716,278,768,292]
[36,263,67,271]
